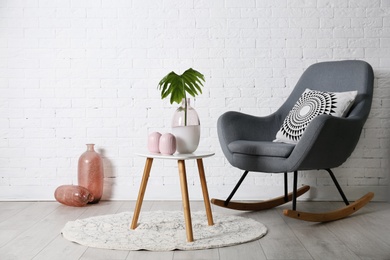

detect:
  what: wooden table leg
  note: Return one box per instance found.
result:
[197,159,214,226]
[178,160,194,242]
[130,157,153,229]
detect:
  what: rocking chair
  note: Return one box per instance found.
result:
[212,60,375,222]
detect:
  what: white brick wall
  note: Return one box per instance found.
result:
[0,0,389,201]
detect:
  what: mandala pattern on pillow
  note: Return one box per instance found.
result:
[274,89,357,144]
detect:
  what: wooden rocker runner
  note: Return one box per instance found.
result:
[211,170,374,222]
[213,60,375,222]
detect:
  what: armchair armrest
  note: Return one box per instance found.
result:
[217,111,282,162]
[289,114,363,170]
[217,111,282,144]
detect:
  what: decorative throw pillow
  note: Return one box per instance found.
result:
[274,88,358,144]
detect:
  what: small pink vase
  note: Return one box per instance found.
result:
[78,144,104,204]
[159,133,176,155]
[54,185,94,207]
[148,132,161,153]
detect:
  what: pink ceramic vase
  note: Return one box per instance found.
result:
[159,133,176,155]
[78,144,104,203]
[148,132,161,153]
[54,185,94,207]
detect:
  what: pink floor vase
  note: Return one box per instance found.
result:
[78,144,104,203]
[54,185,94,207]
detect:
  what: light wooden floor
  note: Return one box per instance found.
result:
[0,200,389,260]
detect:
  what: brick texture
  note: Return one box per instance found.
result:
[0,0,389,201]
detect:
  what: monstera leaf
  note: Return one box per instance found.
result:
[158,68,205,105]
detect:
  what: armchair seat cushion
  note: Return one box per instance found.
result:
[228,140,295,158]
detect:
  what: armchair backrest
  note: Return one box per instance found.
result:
[278,60,374,126]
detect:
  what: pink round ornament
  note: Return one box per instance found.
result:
[148,132,161,153]
[159,133,176,155]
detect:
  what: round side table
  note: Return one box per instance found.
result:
[130,152,215,242]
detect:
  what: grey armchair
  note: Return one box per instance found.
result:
[212,60,375,222]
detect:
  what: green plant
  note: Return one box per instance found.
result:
[157,68,205,126]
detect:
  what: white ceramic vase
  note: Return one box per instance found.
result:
[171,98,200,154]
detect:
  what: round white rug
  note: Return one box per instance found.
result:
[61,211,267,251]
